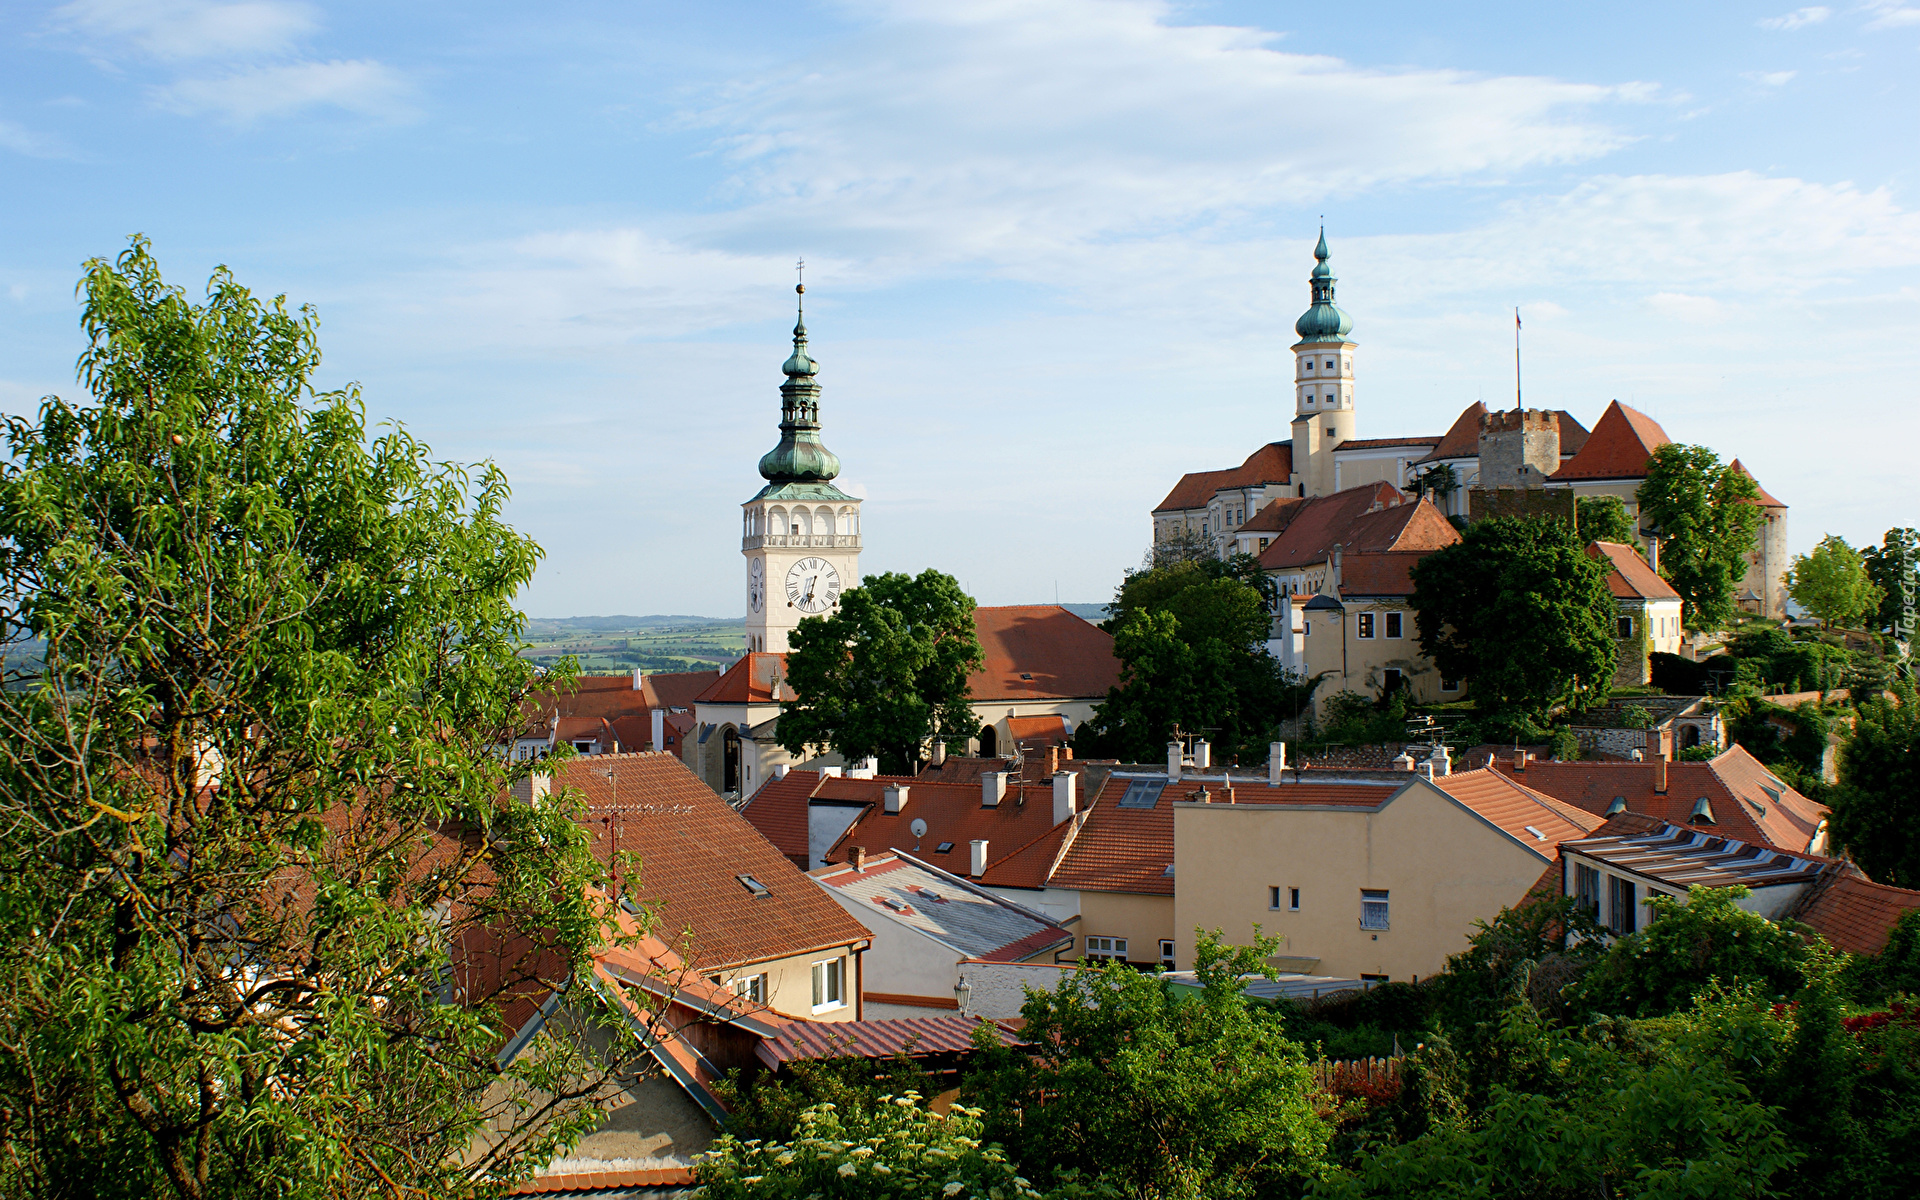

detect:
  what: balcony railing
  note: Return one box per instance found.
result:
[741,534,861,551]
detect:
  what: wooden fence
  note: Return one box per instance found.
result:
[1312,1056,1403,1093]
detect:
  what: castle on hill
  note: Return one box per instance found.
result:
[1152,231,1790,621]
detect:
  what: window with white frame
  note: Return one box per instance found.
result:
[1159,940,1176,967]
[1574,863,1601,919]
[1356,612,1375,639]
[810,957,845,1010]
[1084,936,1127,961]
[1608,876,1637,936]
[1360,889,1390,931]
[732,973,767,1004]
[1271,886,1299,911]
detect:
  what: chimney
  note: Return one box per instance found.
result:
[931,740,947,766]
[884,785,909,814]
[1418,760,1435,780]
[820,765,843,778]
[1168,741,1184,781]
[969,839,988,878]
[1428,744,1451,777]
[983,771,1009,807]
[1331,544,1344,589]
[1653,743,1668,795]
[1052,771,1078,825]
[1512,748,1526,773]
[1046,746,1059,776]
[1391,751,1414,771]
[1646,538,1660,574]
[631,668,645,691]
[1222,784,1235,804]
[511,771,552,804]
[773,763,789,780]
[650,707,665,752]
[1062,746,1073,761]
[1194,739,1211,770]
[852,846,866,872]
[1268,742,1287,786]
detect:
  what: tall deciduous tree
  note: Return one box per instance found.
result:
[1409,516,1617,720]
[1576,494,1638,548]
[1862,527,1918,638]
[1636,443,1763,630]
[0,240,641,1199]
[1828,685,1920,887]
[1787,535,1884,630]
[778,569,982,774]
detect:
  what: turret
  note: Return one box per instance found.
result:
[1290,229,1359,497]
[756,283,843,484]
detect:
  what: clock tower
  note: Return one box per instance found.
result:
[742,282,861,654]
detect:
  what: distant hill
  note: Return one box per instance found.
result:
[524,615,732,634]
[1060,603,1109,622]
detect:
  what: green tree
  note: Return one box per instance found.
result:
[1081,558,1304,762]
[1788,535,1883,630]
[1571,887,1816,1019]
[1862,527,1918,636]
[694,1092,1039,1200]
[779,569,983,774]
[1409,516,1617,721]
[1575,494,1638,547]
[966,931,1334,1199]
[1636,444,1763,630]
[1827,685,1920,886]
[0,240,639,1199]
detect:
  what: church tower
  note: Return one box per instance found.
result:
[1289,229,1358,498]
[742,281,861,654]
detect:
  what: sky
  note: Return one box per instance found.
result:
[2,1,1917,618]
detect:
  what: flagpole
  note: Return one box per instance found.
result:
[1514,307,1522,411]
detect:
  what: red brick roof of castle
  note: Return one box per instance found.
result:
[1415,403,1590,466]
[1154,442,1295,512]
[1728,459,1788,509]
[968,605,1119,702]
[1588,541,1682,601]
[1549,400,1671,483]
[1258,487,1458,572]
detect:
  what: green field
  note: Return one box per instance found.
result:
[520,616,745,674]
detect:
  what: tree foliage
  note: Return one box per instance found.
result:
[1636,444,1763,630]
[1862,527,1918,637]
[1080,558,1304,763]
[1827,683,1920,887]
[1575,494,1638,548]
[1409,516,1616,720]
[0,239,639,1199]
[1570,887,1817,1019]
[779,569,983,774]
[1788,534,1883,630]
[966,931,1334,1199]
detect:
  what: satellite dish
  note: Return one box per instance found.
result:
[909,818,929,839]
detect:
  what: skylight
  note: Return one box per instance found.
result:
[1118,779,1166,809]
[1522,825,1545,842]
[736,874,771,898]
[936,841,954,853]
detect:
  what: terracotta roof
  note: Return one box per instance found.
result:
[755,1015,1015,1070]
[1418,402,1489,463]
[1336,436,1442,451]
[1241,496,1309,534]
[1256,482,1405,570]
[738,769,825,862]
[1154,442,1295,513]
[969,606,1120,701]
[1728,459,1788,509]
[517,671,719,742]
[509,1165,694,1196]
[814,776,1076,891]
[1553,410,1592,457]
[1588,541,1681,601]
[553,753,873,970]
[1549,401,1670,483]
[1427,767,1606,852]
[1489,744,1827,853]
[1796,871,1920,955]
[693,653,789,705]
[813,852,1071,961]
[1335,552,1426,598]
[1007,714,1071,748]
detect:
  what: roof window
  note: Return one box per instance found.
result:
[736,874,771,898]
[1118,779,1167,809]
[1020,672,1033,680]
[1522,825,1546,841]
[935,841,954,853]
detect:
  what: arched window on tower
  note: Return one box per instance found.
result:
[768,506,788,539]
[978,725,997,757]
[814,506,834,539]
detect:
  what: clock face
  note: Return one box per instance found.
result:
[786,557,840,614]
[748,559,764,613]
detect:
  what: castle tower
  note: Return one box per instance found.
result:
[742,282,861,654]
[1289,229,1358,498]
[1477,409,1561,488]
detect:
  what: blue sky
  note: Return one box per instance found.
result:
[3,1,1917,618]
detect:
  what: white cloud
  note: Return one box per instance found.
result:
[1863,2,1920,29]
[154,59,414,124]
[50,0,317,60]
[681,0,1638,260]
[0,118,65,158]
[1742,70,1798,85]
[1647,292,1726,322]
[1758,6,1830,30]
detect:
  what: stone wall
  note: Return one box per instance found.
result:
[1467,486,1576,525]
[1477,409,1560,488]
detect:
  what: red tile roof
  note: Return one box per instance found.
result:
[1588,541,1681,601]
[1797,872,1920,955]
[1488,744,1827,853]
[1549,401,1670,483]
[1256,482,1406,571]
[1728,459,1788,509]
[1154,442,1295,513]
[518,671,719,741]
[1336,552,1426,598]
[739,768,825,862]
[1419,403,1488,462]
[1241,496,1309,534]
[694,652,789,705]
[1337,436,1442,451]
[755,1015,1015,1070]
[1008,714,1071,748]
[816,777,1076,891]
[553,753,873,970]
[1426,768,1605,852]
[969,605,1120,701]
[509,1165,695,1195]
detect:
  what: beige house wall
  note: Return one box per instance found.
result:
[1075,890,1175,967]
[714,944,863,1023]
[1303,601,1459,718]
[1171,781,1552,980]
[970,697,1102,756]
[1555,479,1645,517]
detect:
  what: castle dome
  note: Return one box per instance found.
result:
[758,287,843,483]
[1294,228,1354,343]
